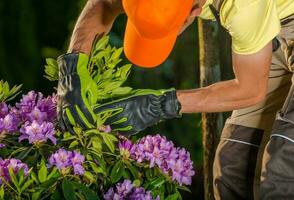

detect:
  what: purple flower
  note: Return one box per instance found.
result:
[103,187,115,200]
[49,149,71,169]
[16,91,39,119]
[19,120,56,145]
[70,151,85,175]
[37,94,57,122]
[116,179,134,197]
[4,113,19,132]
[0,158,29,184]
[104,180,159,200]
[119,139,134,159]
[131,134,195,186]
[0,111,20,134]
[0,103,9,118]
[128,188,156,200]
[27,107,48,123]
[49,149,85,175]
[16,91,57,123]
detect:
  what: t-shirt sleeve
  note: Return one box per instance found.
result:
[227,0,281,54]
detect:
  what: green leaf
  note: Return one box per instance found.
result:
[110,161,125,183]
[146,176,166,190]
[39,177,59,189]
[0,81,22,102]
[111,87,133,96]
[89,148,103,158]
[62,179,77,200]
[92,137,102,152]
[38,159,48,183]
[83,171,95,183]
[62,132,76,141]
[110,48,123,61]
[124,161,139,179]
[165,193,180,200]
[44,58,59,81]
[51,190,62,200]
[46,58,58,66]
[98,80,124,91]
[8,167,20,191]
[32,192,41,200]
[71,182,99,200]
[101,69,114,80]
[119,64,132,79]
[102,134,116,153]
[69,140,79,149]
[30,171,38,184]
[15,146,33,160]
[94,36,109,51]
[177,185,191,193]
[89,162,105,175]
[21,179,34,192]
[0,185,4,200]
[105,133,118,142]
[47,167,59,180]
[17,169,25,186]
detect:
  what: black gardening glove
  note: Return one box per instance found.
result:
[94,89,181,136]
[57,53,98,132]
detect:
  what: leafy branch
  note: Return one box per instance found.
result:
[0,81,22,102]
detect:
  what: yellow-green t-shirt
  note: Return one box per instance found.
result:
[199,0,294,54]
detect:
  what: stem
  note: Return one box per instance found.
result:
[77,133,85,147]
[3,180,18,195]
[102,152,117,157]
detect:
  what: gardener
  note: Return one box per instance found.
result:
[57,0,294,199]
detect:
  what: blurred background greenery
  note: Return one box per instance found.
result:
[0,0,234,199]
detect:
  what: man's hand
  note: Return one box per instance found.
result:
[57,53,98,132]
[94,89,181,136]
[178,3,202,35]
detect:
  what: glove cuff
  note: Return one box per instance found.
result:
[161,89,182,119]
[57,53,89,77]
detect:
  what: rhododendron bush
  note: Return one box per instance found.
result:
[0,36,195,200]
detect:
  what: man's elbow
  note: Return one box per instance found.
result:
[243,90,267,107]
[249,93,266,105]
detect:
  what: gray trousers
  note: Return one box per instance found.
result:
[213,15,294,200]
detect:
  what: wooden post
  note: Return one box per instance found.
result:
[198,18,224,200]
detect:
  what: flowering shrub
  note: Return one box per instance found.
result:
[0,36,195,199]
[104,180,159,200]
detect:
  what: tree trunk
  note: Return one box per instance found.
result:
[198,18,223,200]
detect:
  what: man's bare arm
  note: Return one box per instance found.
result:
[68,0,123,54]
[177,42,272,113]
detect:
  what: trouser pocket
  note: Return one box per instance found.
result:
[213,124,263,200]
[260,136,294,200]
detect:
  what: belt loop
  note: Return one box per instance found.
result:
[272,37,280,52]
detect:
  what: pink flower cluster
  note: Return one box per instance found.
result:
[48,149,85,175]
[0,158,29,184]
[119,135,195,186]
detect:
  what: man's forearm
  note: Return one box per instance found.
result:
[68,0,123,54]
[177,79,266,113]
